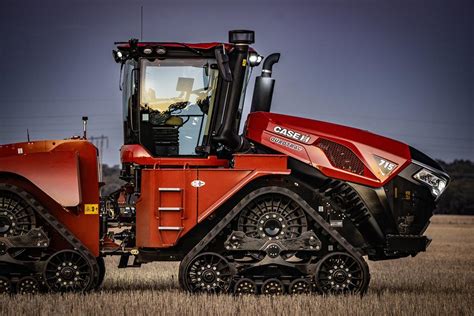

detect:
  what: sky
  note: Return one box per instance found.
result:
[0,0,472,165]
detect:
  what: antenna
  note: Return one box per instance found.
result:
[82,116,88,139]
[140,5,144,41]
[27,129,30,142]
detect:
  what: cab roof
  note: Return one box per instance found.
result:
[115,42,232,51]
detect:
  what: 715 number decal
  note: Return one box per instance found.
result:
[374,155,397,176]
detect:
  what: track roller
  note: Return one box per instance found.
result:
[261,278,285,295]
[289,278,311,294]
[43,250,94,293]
[234,278,257,295]
[183,252,233,293]
[0,276,12,294]
[16,276,39,294]
[315,252,369,294]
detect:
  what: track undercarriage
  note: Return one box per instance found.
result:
[0,180,371,296]
[178,185,371,295]
[0,184,103,294]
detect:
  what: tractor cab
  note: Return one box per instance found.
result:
[114,31,261,158]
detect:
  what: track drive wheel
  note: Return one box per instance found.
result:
[238,193,308,240]
[43,250,94,293]
[182,252,233,293]
[261,278,285,295]
[16,276,39,294]
[0,276,12,294]
[315,252,369,295]
[234,278,257,295]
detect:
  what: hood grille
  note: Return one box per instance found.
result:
[316,139,365,175]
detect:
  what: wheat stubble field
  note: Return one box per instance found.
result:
[1,215,473,316]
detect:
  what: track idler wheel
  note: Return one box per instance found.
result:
[0,276,12,294]
[315,252,370,295]
[234,278,257,295]
[16,276,39,295]
[43,250,94,293]
[261,278,285,295]
[289,278,311,294]
[183,252,233,293]
[0,187,36,237]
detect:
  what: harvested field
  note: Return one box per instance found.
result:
[1,215,473,315]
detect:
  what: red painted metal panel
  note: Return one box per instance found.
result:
[0,139,100,256]
[121,144,229,168]
[197,169,252,222]
[134,155,290,248]
[117,42,256,53]
[136,169,198,248]
[245,112,412,187]
[0,151,81,207]
[233,154,287,170]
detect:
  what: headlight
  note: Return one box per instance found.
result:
[413,168,447,197]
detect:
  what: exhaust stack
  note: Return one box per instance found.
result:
[250,53,280,113]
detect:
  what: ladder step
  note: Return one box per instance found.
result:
[158,226,184,231]
[158,207,182,211]
[159,188,182,192]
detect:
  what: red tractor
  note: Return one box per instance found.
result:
[0,30,450,295]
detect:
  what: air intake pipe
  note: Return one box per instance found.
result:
[250,53,280,113]
[213,30,254,152]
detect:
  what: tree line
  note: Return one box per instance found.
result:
[436,160,473,215]
[100,160,474,215]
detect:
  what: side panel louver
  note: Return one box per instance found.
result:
[316,139,365,175]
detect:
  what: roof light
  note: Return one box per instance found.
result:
[248,53,263,67]
[112,50,124,63]
[143,47,153,54]
[156,47,166,55]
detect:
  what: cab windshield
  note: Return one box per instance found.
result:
[139,58,218,156]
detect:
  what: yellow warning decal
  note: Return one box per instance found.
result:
[84,204,99,215]
[242,59,247,67]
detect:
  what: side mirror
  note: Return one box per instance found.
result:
[215,48,233,82]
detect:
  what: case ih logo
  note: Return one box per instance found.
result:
[273,126,311,143]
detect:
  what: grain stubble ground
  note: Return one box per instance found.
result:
[1,215,473,316]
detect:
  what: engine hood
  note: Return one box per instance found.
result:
[245,112,412,187]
